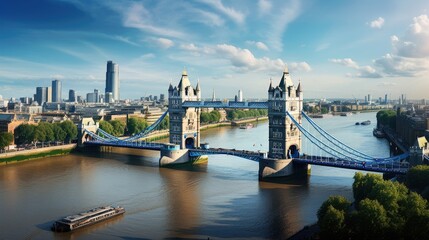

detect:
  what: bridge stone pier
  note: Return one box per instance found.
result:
[259,67,310,178]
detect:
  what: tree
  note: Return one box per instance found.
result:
[406,165,429,193]
[110,120,125,136]
[159,115,169,130]
[52,123,66,142]
[352,172,383,203]
[0,132,13,151]
[353,199,389,239]
[37,122,55,142]
[14,124,35,145]
[99,121,114,136]
[127,117,148,135]
[317,195,351,221]
[60,120,77,143]
[319,206,347,239]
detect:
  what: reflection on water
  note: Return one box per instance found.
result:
[0,112,387,239]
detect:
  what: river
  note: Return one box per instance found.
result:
[0,112,389,239]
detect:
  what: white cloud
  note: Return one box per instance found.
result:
[375,14,429,76]
[289,62,312,72]
[180,43,200,51]
[330,58,359,68]
[331,58,381,78]
[152,37,175,49]
[246,41,269,51]
[374,54,429,77]
[369,17,385,28]
[198,0,245,24]
[266,0,302,51]
[123,2,184,38]
[258,0,272,15]
[316,43,330,52]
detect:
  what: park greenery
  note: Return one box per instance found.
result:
[0,132,14,151]
[317,170,429,239]
[200,110,221,124]
[304,105,329,114]
[376,109,397,130]
[226,109,267,121]
[14,121,77,145]
[99,116,170,137]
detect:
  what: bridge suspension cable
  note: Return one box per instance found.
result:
[301,111,375,160]
[121,110,168,142]
[286,111,360,162]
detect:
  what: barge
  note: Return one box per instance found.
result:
[52,206,125,232]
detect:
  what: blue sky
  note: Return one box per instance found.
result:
[0,0,428,100]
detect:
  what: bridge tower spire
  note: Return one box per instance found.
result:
[259,67,306,178]
[168,70,201,149]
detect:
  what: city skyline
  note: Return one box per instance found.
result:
[0,0,428,100]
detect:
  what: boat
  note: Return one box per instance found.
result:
[373,128,385,138]
[52,206,125,232]
[309,114,324,118]
[355,122,360,125]
[239,123,253,129]
[339,112,352,116]
[360,120,371,125]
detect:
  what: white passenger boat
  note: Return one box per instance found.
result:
[52,206,125,232]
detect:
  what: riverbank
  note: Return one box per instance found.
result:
[0,144,76,165]
[141,116,268,142]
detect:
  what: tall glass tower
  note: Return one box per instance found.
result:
[105,61,119,102]
[52,79,61,102]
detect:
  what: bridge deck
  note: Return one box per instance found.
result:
[84,140,163,151]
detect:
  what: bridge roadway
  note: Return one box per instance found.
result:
[182,101,268,109]
[84,141,408,174]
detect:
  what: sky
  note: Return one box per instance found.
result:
[0,0,428,101]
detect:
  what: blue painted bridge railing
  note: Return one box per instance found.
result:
[189,148,266,161]
[293,155,409,175]
[182,101,268,109]
[84,140,163,151]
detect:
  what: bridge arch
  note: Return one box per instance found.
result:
[185,137,195,149]
[288,144,300,158]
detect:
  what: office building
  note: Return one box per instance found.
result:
[94,89,99,103]
[86,93,97,103]
[384,94,388,104]
[105,92,113,103]
[69,90,76,102]
[46,87,52,103]
[52,79,61,102]
[238,90,243,102]
[105,60,119,101]
[35,87,46,105]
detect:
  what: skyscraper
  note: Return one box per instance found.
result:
[46,87,52,103]
[35,87,46,105]
[52,79,61,102]
[105,61,119,102]
[238,89,243,102]
[69,89,76,102]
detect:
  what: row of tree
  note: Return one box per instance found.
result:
[14,121,78,145]
[376,109,397,129]
[200,110,221,124]
[317,171,429,239]
[99,116,170,137]
[226,109,267,121]
[0,132,14,151]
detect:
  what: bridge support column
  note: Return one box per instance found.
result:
[159,144,190,166]
[259,158,311,179]
[259,158,294,178]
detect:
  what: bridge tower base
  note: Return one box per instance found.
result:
[259,158,311,179]
[159,144,195,166]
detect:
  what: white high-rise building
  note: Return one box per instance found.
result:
[105,61,119,102]
[238,89,243,102]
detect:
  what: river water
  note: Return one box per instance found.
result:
[0,112,389,239]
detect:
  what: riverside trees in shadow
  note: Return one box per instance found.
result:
[317,170,429,239]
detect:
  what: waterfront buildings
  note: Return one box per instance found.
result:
[35,87,47,105]
[52,80,61,103]
[105,61,119,102]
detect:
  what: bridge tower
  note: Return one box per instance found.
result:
[77,117,99,147]
[259,67,306,178]
[168,70,201,149]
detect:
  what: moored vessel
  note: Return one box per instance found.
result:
[360,120,371,125]
[239,123,253,129]
[52,206,125,232]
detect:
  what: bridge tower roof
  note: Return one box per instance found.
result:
[279,65,294,91]
[178,69,192,91]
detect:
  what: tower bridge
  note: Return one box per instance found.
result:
[79,67,410,179]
